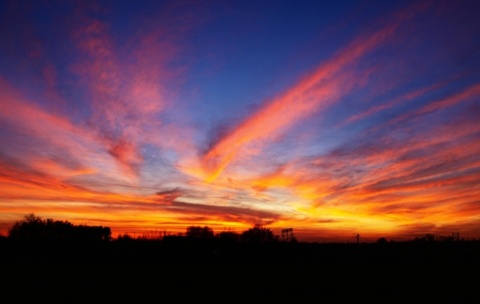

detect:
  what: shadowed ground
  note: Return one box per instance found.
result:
[1,238,479,303]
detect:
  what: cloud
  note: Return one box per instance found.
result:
[199,2,430,183]
[0,78,101,168]
[71,8,191,178]
[1,1,478,240]
[167,201,284,226]
[389,83,480,126]
[338,81,443,128]
[155,188,182,205]
[232,87,480,236]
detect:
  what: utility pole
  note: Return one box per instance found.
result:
[354,233,360,244]
[281,228,293,241]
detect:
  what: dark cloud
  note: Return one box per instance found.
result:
[168,201,283,225]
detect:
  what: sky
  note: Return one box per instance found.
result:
[1,0,479,242]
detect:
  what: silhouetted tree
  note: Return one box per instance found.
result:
[185,226,214,239]
[241,224,277,244]
[8,213,45,239]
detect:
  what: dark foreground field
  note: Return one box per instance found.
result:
[1,238,479,303]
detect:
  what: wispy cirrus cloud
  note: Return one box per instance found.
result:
[71,5,194,179]
[388,83,480,126]
[1,0,479,241]
[234,82,480,236]
[199,2,431,183]
[0,2,203,236]
[338,82,442,128]
[0,78,105,174]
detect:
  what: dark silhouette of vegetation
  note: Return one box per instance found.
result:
[289,235,298,243]
[8,213,111,241]
[241,224,278,243]
[413,233,436,242]
[2,214,479,303]
[185,225,214,239]
[376,237,388,244]
[216,231,241,243]
[116,233,134,241]
[214,231,241,253]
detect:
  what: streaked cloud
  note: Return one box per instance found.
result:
[199,1,431,183]
[0,0,479,241]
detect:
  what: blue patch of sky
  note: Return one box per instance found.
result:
[177,1,367,129]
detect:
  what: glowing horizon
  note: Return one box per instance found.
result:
[1,0,479,242]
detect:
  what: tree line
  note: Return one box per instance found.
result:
[7,213,111,241]
[5,213,290,244]
[5,214,473,244]
[119,224,292,244]
[183,224,291,243]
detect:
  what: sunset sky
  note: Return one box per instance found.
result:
[1,0,479,242]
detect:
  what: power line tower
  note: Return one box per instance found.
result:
[354,233,360,244]
[282,228,294,242]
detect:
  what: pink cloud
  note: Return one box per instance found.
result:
[389,83,480,126]
[199,2,431,183]
[339,82,443,128]
[72,13,193,178]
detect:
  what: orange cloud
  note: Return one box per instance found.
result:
[200,2,430,183]
[0,78,139,186]
[230,102,480,238]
